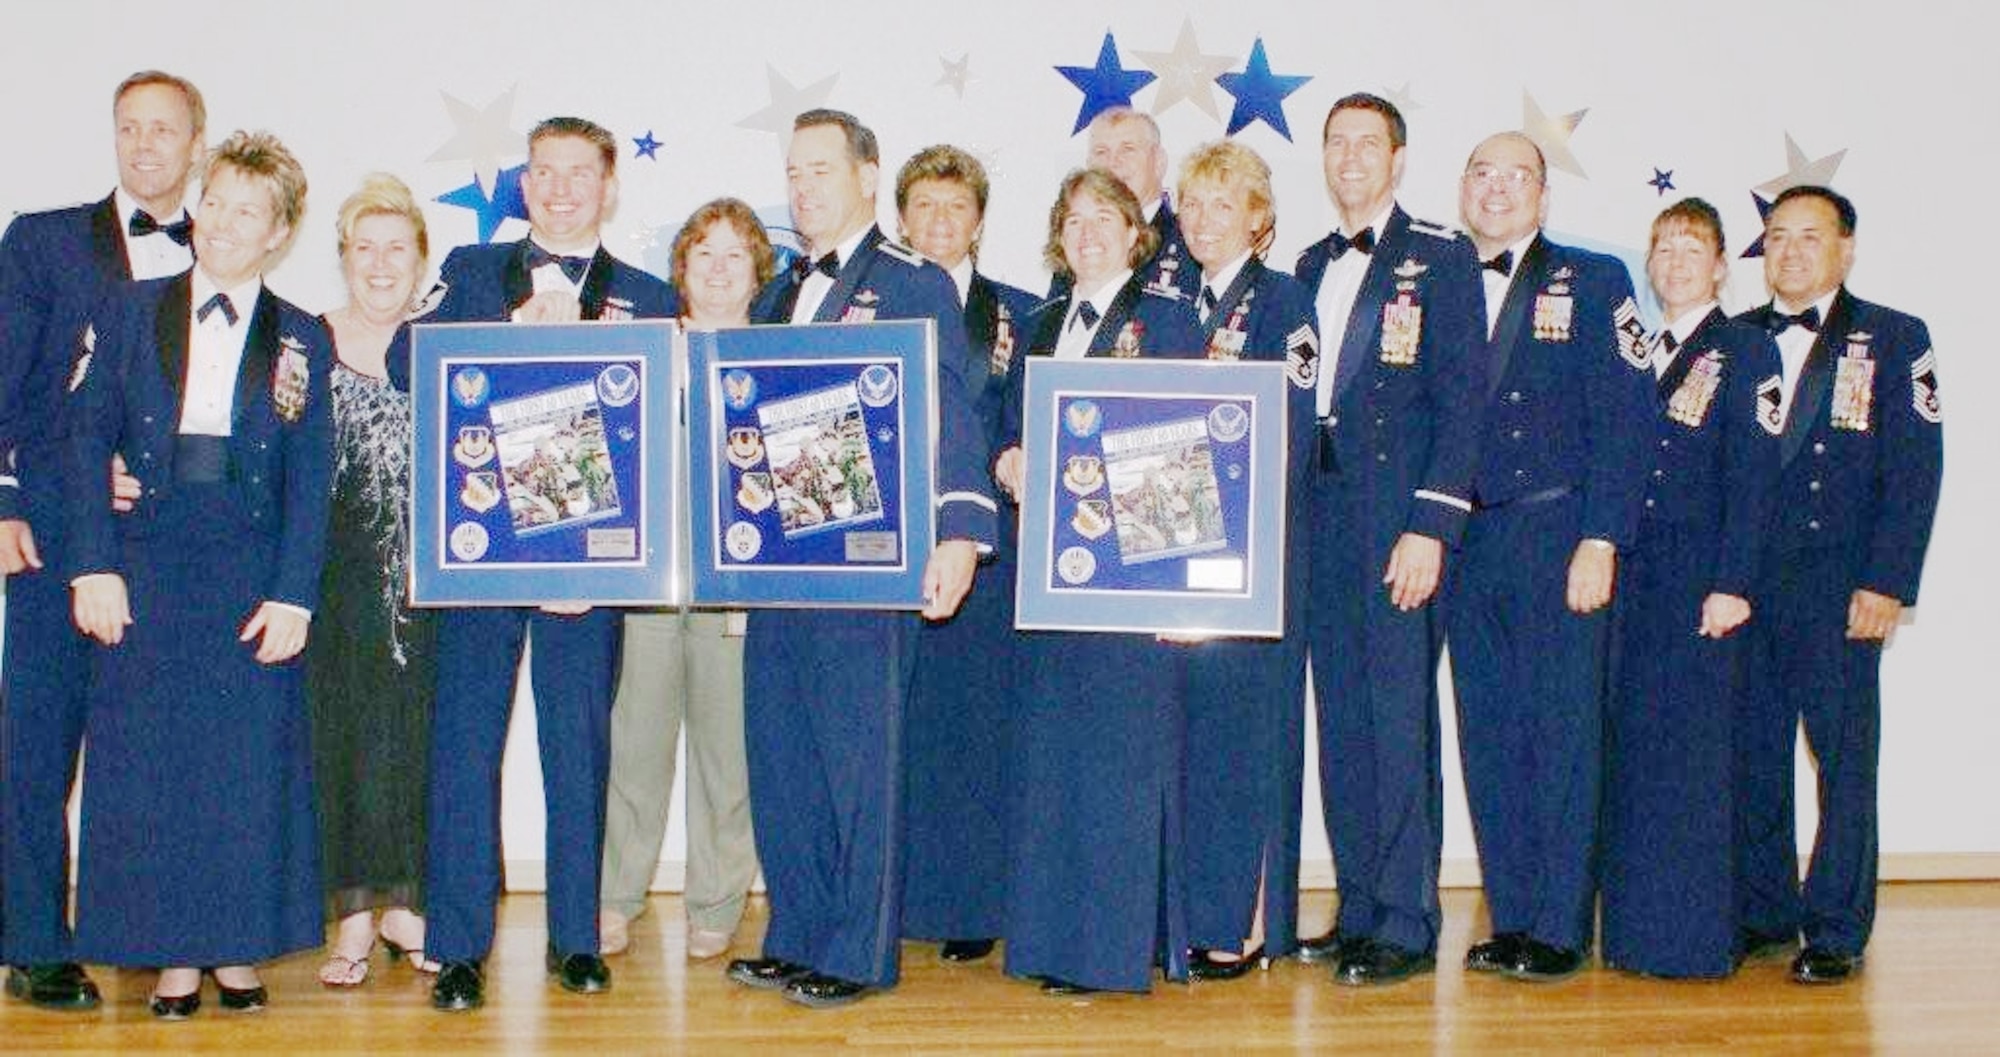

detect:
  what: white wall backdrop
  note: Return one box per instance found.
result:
[7,1,1994,887]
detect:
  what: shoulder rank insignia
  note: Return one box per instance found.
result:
[878,240,926,267]
[1285,324,1319,389]
[1408,218,1460,240]
[273,335,311,423]
[1910,348,1942,424]
[1612,297,1647,368]
[1755,374,1784,435]
[67,323,96,392]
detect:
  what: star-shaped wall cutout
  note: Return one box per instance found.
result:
[736,65,839,139]
[1648,168,1675,195]
[633,130,662,161]
[1132,17,1235,122]
[1522,92,1589,179]
[427,86,523,180]
[936,54,972,99]
[1382,82,1422,115]
[1217,38,1311,141]
[1754,134,1846,197]
[436,164,528,244]
[1740,192,1777,259]
[1056,31,1155,134]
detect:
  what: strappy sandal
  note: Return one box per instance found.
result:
[317,951,371,988]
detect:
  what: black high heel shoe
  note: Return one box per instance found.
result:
[149,988,201,1020]
[207,968,267,1012]
[1187,946,1268,981]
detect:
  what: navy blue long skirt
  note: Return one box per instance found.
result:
[72,483,323,966]
[1601,523,1739,978]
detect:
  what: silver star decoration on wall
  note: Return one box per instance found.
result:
[736,65,839,138]
[936,54,972,99]
[427,85,523,178]
[1382,82,1422,114]
[1754,134,1847,197]
[1132,17,1236,121]
[1522,91,1590,179]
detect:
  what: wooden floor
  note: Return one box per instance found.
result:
[6,884,1997,1054]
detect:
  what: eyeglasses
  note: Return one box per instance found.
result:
[1462,165,1542,191]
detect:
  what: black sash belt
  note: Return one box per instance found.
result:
[172,434,229,484]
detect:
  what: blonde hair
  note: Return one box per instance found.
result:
[335,172,428,263]
[206,129,308,233]
[1176,140,1277,258]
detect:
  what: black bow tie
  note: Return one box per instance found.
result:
[1071,300,1100,331]
[526,244,592,284]
[1769,305,1821,334]
[197,292,238,327]
[1199,286,1220,320]
[1329,227,1375,260]
[793,252,839,281]
[130,210,192,246]
[1482,250,1514,276]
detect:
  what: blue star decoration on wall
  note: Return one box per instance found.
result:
[1217,38,1310,141]
[437,164,528,244]
[1740,192,1776,259]
[1056,31,1155,134]
[1648,168,1675,195]
[633,130,662,161]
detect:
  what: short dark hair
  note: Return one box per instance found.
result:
[115,70,205,137]
[529,117,618,176]
[1650,196,1726,257]
[1324,92,1406,149]
[794,108,878,166]
[1771,184,1856,236]
[895,144,990,217]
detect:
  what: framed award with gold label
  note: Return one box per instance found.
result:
[1015,358,1288,636]
[409,319,679,605]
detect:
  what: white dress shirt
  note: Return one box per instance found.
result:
[1653,300,1718,380]
[1198,250,1251,325]
[1054,271,1132,361]
[1480,230,1541,338]
[1313,201,1394,419]
[178,270,263,436]
[791,226,872,324]
[1773,290,1839,425]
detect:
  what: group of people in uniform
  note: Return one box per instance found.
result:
[0,65,1943,1021]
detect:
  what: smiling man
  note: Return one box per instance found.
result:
[1289,93,1486,987]
[1731,185,1943,985]
[727,109,995,1010]
[390,116,675,1014]
[1447,130,1654,983]
[0,69,204,1013]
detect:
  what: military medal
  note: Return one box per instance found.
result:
[1207,320,1247,361]
[1534,268,1575,343]
[1111,319,1144,358]
[841,288,879,324]
[1063,454,1105,496]
[990,303,1017,376]
[1831,353,1875,431]
[601,296,634,322]
[453,424,495,468]
[726,426,765,469]
[273,336,311,423]
[1379,294,1422,366]
[1666,350,1724,427]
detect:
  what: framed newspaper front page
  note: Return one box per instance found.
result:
[409,320,679,606]
[1015,357,1288,637]
[685,320,937,608]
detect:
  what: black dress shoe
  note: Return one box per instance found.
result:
[1464,932,1527,973]
[726,957,810,991]
[431,960,485,1012]
[209,971,267,1012]
[546,947,612,994]
[1790,946,1862,985]
[1333,941,1436,987]
[1038,975,1100,996]
[1188,946,1267,981]
[783,972,871,1008]
[149,989,202,1020]
[5,963,102,1011]
[1737,927,1796,963]
[1294,928,1352,965]
[940,939,996,962]
[1502,938,1587,982]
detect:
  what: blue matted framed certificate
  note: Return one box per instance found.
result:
[685,321,936,608]
[1016,358,1288,636]
[409,320,679,605]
